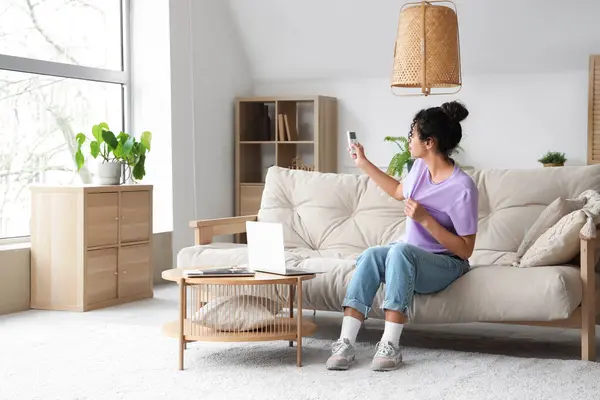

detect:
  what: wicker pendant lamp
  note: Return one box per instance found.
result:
[391,0,462,96]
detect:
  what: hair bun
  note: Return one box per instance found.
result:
[441,101,469,123]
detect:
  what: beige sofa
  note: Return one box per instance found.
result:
[178,165,600,360]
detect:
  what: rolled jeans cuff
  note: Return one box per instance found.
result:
[382,300,410,319]
[342,298,370,318]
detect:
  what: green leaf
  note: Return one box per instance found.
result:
[384,135,409,152]
[92,125,104,143]
[113,142,123,159]
[117,131,129,144]
[75,150,85,171]
[132,154,146,180]
[140,131,152,152]
[102,130,119,150]
[90,141,100,158]
[76,133,86,146]
[386,153,402,176]
[122,136,134,158]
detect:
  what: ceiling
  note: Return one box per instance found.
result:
[225,0,600,82]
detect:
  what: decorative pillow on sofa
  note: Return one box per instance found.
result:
[516,197,585,258]
[517,210,588,268]
[193,295,282,332]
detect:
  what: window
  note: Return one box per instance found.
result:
[0,0,128,239]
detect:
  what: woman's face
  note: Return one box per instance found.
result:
[408,125,429,158]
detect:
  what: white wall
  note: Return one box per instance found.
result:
[169,0,253,265]
[131,0,173,234]
[254,70,589,172]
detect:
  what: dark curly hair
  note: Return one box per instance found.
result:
[409,101,469,160]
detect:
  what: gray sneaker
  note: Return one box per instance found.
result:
[371,341,403,371]
[326,338,356,370]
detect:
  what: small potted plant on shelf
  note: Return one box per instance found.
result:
[75,122,152,185]
[537,151,567,167]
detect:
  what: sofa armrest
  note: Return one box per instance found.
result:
[189,215,258,245]
[580,229,599,361]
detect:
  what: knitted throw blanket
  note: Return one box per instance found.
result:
[577,189,600,240]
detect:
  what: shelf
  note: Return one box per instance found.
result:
[240,183,265,187]
[239,143,275,183]
[277,143,314,169]
[163,318,317,343]
[239,102,276,141]
[239,141,276,144]
[277,141,314,144]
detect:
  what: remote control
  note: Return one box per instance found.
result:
[347,131,358,156]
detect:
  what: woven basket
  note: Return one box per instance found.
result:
[391,1,461,95]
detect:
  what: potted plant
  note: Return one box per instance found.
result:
[75,122,152,185]
[384,136,413,178]
[537,151,566,167]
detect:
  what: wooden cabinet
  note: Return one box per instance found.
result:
[30,185,153,311]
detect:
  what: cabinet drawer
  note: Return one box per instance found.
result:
[86,248,118,305]
[86,193,119,247]
[240,185,264,215]
[120,191,151,243]
[118,244,151,299]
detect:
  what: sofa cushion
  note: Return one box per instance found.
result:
[516,197,585,258]
[177,243,249,268]
[301,260,583,323]
[177,242,359,270]
[258,167,406,255]
[408,265,582,323]
[193,295,282,332]
[518,210,588,268]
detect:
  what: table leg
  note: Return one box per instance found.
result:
[296,278,303,367]
[289,285,295,348]
[179,280,186,371]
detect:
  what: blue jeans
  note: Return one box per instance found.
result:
[342,242,469,319]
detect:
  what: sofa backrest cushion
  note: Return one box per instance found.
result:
[258,164,600,263]
[467,165,600,257]
[258,167,405,255]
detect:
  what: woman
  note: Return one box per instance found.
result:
[326,101,479,372]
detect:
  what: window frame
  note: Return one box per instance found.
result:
[0,0,131,243]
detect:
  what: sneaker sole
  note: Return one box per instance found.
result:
[326,355,355,371]
[371,360,402,372]
[372,365,400,372]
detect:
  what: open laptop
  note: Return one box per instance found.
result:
[246,221,315,276]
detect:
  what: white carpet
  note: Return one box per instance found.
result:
[2,284,600,400]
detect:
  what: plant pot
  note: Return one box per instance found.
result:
[543,163,564,167]
[97,162,122,185]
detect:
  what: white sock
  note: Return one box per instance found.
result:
[339,316,362,345]
[381,321,404,346]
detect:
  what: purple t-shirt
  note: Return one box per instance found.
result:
[400,159,479,254]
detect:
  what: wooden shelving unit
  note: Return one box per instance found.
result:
[235,95,338,227]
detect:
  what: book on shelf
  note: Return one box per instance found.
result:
[283,114,298,141]
[277,113,298,142]
[183,266,255,278]
[277,114,286,141]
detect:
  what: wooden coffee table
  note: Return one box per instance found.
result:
[161,268,317,370]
